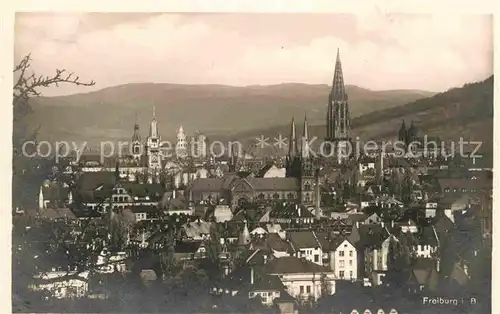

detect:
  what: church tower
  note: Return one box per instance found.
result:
[326,49,351,163]
[132,120,142,160]
[300,114,314,206]
[286,117,301,178]
[146,107,162,170]
[176,125,188,159]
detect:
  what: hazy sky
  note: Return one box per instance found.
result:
[14,13,493,96]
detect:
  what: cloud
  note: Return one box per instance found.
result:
[14,13,492,96]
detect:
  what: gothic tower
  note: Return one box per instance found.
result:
[176,125,188,159]
[286,117,301,178]
[326,49,351,163]
[132,120,142,160]
[301,114,314,206]
[146,107,162,170]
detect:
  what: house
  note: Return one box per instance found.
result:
[129,205,162,222]
[191,176,300,207]
[263,256,336,302]
[329,238,358,281]
[38,179,71,209]
[406,258,439,293]
[213,204,233,222]
[258,164,286,178]
[174,241,206,264]
[248,274,289,306]
[181,220,211,241]
[412,225,439,258]
[29,270,90,299]
[287,231,323,266]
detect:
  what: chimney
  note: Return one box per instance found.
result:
[355,221,359,229]
[436,258,440,272]
[173,189,176,199]
[391,220,395,228]
[263,255,268,264]
[250,267,254,285]
[297,204,301,217]
[381,221,385,228]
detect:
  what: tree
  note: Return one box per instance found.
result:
[12,55,96,307]
[320,273,332,297]
[13,54,95,155]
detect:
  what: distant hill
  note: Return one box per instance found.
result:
[24,83,433,146]
[226,76,493,162]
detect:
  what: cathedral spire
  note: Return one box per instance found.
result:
[331,49,347,101]
[132,120,141,143]
[302,113,310,158]
[303,112,309,141]
[149,106,158,138]
[288,117,297,159]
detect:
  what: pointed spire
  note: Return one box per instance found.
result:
[132,118,141,142]
[238,220,250,246]
[114,161,120,184]
[302,113,309,156]
[149,106,158,138]
[331,48,347,101]
[303,112,309,141]
[288,117,297,158]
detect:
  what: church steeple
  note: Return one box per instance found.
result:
[132,121,141,142]
[326,48,351,146]
[331,48,347,102]
[302,113,310,158]
[149,106,158,138]
[288,117,298,159]
[398,120,407,143]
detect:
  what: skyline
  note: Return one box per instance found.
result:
[15,13,493,96]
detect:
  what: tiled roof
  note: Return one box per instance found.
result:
[252,275,285,292]
[122,183,164,200]
[174,241,203,254]
[288,231,321,249]
[77,172,116,191]
[41,182,69,202]
[38,208,76,220]
[264,256,331,274]
[266,233,291,252]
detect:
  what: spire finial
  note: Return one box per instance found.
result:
[153,106,156,118]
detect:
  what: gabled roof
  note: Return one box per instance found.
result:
[266,233,292,252]
[174,241,203,254]
[77,172,116,191]
[288,231,321,249]
[41,181,70,202]
[264,256,331,274]
[122,183,164,200]
[251,275,285,292]
[38,208,76,220]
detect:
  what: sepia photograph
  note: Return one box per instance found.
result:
[12,11,493,313]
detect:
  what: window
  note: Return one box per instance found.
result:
[314,254,319,263]
[258,193,265,200]
[349,260,353,266]
[339,271,345,278]
[305,194,311,202]
[304,183,311,191]
[300,286,304,294]
[306,286,311,294]
[339,251,345,257]
[273,193,280,199]
[444,188,450,192]
[349,271,353,278]
[287,193,294,200]
[339,260,345,268]
[349,250,353,257]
